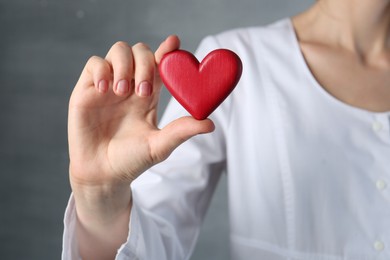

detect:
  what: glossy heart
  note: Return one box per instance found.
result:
[159,49,242,120]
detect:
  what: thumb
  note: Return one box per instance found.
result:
[151,116,215,162]
[155,35,181,64]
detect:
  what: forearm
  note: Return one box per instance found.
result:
[71,176,132,260]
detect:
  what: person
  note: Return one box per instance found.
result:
[62,0,390,259]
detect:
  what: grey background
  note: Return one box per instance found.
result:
[0,0,312,259]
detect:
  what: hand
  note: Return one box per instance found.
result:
[68,35,214,189]
[67,36,214,259]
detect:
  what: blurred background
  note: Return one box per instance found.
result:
[0,0,312,259]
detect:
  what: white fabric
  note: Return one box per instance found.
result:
[62,18,390,260]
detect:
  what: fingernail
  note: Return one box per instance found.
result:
[116,80,129,95]
[98,80,108,93]
[137,81,152,97]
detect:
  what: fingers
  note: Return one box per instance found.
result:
[132,43,155,97]
[105,41,134,96]
[78,56,111,94]
[77,35,180,99]
[131,35,181,97]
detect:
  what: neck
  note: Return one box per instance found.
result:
[300,0,390,65]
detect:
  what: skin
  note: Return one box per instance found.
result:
[68,0,390,259]
[292,0,390,112]
[68,37,214,259]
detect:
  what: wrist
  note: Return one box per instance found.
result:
[70,170,132,226]
[70,169,133,259]
[74,186,132,259]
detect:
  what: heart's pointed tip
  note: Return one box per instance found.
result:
[193,116,207,121]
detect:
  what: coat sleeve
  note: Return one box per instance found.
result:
[62,35,231,260]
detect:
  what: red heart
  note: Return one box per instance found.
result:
[159,49,242,120]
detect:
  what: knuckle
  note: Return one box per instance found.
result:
[86,55,109,72]
[85,55,104,74]
[113,40,130,49]
[86,55,100,65]
[133,42,151,50]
